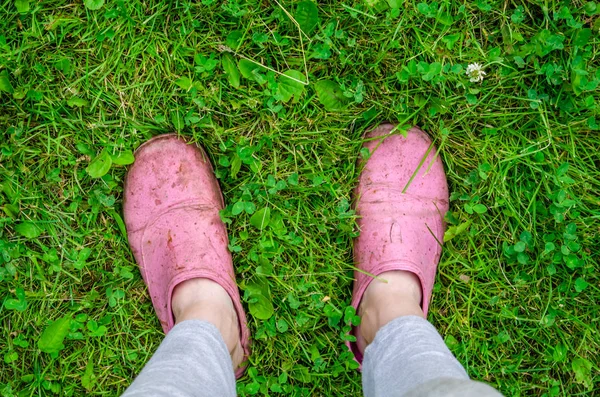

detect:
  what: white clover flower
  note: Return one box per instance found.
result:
[466,63,486,83]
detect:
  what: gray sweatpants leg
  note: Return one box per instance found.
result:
[122,320,236,397]
[362,316,503,397]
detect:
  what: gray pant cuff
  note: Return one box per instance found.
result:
[362,315,471,396]
[122,319,236,397]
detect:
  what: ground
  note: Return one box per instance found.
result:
[1,0,599,396]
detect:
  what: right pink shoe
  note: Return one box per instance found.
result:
[348,123,449,363]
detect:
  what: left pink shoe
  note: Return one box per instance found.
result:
[123,134,250,378]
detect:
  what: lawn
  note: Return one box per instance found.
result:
[1,0,599,395]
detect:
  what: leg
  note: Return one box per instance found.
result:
[349,124,502,396]
[122,135,251,395]
[123,280,241,397]
[122,320,236,397]
[358,272,501,397]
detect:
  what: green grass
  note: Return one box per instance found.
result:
[1,0,599,395]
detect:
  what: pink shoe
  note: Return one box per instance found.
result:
[348,124,449,363]
[123,134,250,378]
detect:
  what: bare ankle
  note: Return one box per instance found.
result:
[171,279,243,367]
[356,271,425,353]
[172,279,233,321]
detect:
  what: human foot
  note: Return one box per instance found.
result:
[348,124,449,363]
[356,271,424,353]
[172,278,244,368]
[123,134,250,376]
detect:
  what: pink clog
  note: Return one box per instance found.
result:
[348,124,449,363]
[123,134,250,377]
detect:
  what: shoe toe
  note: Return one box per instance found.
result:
[124,135,222,232]
[361,124,447,201]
